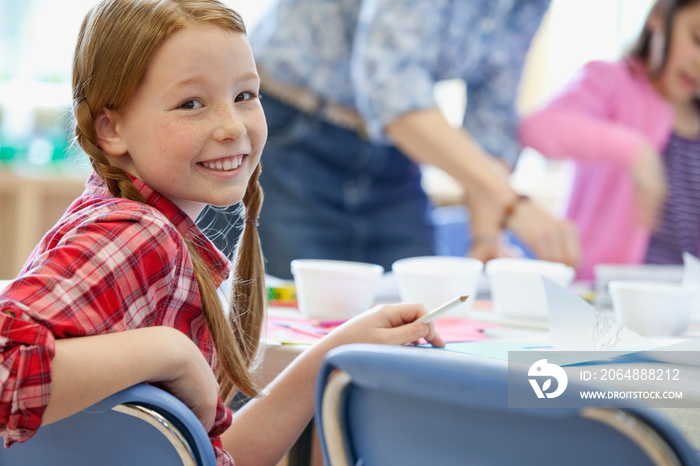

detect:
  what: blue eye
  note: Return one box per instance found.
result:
[180,99,203,109]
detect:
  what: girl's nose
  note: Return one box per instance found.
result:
[214,104,246,141]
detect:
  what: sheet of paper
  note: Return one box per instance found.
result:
[543,276,653,351]
[631,337,700,367]
[543,277,700,367]
[266,313,496,343]
[435,340,550,361]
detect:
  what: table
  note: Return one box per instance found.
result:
[259,306,700,466]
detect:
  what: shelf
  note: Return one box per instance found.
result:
[0,169,87,279]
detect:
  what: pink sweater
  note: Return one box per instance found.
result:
[518,59,673,279]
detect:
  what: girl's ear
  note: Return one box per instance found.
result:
[94,108,128,156]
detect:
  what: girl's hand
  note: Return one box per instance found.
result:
[631,144,666,231]
[324,303,446,348]
[45,327,220,433]
[156,329,221,432]
[221,305,443,466]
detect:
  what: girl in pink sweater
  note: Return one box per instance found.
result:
[519,0,700,280]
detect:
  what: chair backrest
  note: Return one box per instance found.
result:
[0,383,216,466]
[315,344,699,466]
[0,280,11,293]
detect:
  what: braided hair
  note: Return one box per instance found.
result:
[72,0,266,401]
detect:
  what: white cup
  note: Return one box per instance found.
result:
[391,256,483,316]
[291,259,384,320]
[609,280,694,335]
[486,258,575,320]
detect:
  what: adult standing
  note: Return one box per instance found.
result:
[205,0,580,279]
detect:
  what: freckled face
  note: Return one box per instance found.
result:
[111,25,267,219]
[649,3,700,104]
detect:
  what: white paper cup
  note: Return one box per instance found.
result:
[391,256,483,316]
[609,281,693,335]
[682,252,700,320]
[291,259,384,320]
[486,258,575,320]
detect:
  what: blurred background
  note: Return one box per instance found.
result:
[0,0,655,278]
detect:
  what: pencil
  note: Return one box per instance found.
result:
[415,295,469,324]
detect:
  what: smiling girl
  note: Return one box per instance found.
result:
[519,0,700,279]
[0,1,443,464]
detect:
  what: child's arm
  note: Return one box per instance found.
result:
[0,208,221,444]
[221,303,443,466]
[44,326,219,431]
[520,107,649,167]
[518,60,662,168]
[518,60,669,230]
[629,142,667,230]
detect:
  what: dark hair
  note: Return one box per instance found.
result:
[630,0,700,77]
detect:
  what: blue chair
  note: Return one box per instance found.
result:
[0,383,216,466]
[315,344,699,466]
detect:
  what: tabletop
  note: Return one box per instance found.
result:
[261,301,700,455]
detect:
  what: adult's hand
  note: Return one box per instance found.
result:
[505,198,580,268]
[468,239,502,263]
[384,109,581,268]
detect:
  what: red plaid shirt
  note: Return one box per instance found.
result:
[0,172,235,465]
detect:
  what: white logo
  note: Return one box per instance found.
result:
[528,359,568,399]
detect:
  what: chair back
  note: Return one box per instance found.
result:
[0,383,216,465]
[0,280,11,293]
[315,344,699,466]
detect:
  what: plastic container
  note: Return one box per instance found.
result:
[609,281,694,335]
[486,258,575,320]
[291,259,384,319]
[391,256,483,315]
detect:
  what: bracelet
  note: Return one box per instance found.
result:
[471,234,500,246]
[500,194,529,229]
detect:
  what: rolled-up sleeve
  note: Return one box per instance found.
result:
[0,297,56,446]
[352,0,446,142]
[463,0,550,164]
[0,209,184,446]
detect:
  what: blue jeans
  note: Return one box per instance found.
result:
[255,96,435,279]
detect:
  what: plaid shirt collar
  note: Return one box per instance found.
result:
[84,171,232,286]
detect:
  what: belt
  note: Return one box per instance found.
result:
[258,69,368,139]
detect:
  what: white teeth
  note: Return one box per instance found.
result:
[202,155,242,171]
